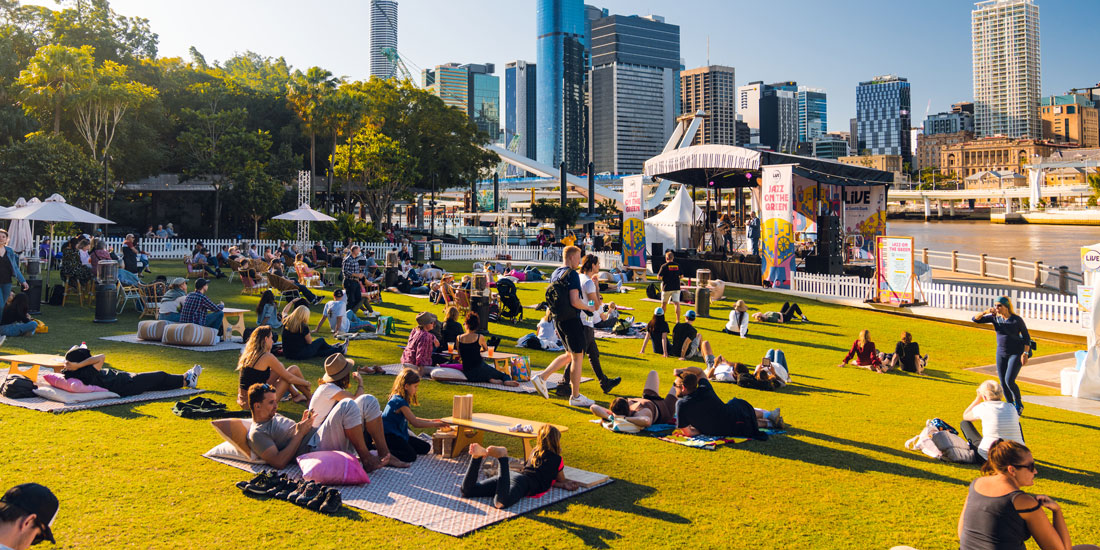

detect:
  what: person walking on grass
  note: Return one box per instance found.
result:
[973,296,1031,415]
[657,250,683,323]
[529,245,598,408]
[0,483,59,550]
[556,254,621,397]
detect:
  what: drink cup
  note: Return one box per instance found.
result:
[487,346,495,358]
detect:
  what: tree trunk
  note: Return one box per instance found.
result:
[253,216,260,240]
[214,183,222,238]
[53,96,61,135]
[344,142,354,213]
[329,131,336,202]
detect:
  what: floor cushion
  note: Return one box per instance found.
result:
[41,373,108,393]
[137,320,169,341]
[430,366,467,382]
[297,451,370,485]
[206,441,265,465]
[163,323,218,346]
[211,418,253,457]
[32,386,120,403]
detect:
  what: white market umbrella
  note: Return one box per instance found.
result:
[0,194,114,290]
[6,197,33,253]
[271,204,337,222]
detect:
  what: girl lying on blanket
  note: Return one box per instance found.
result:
[381,368,449,463]
[460,425,580,509]
[60,343,201,397]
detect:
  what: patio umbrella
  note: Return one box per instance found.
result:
[0,193,114,289]
[272,203,336,251]
[6,197,33,253]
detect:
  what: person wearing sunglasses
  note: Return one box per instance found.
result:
[972,296,1031,415]
[0,483,59,550]
[958,440,1097,550]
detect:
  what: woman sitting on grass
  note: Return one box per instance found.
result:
[235,325,311,407]
[639,307,670,357]
[0,294,39,337]
[281,305,345,361]
[878,331,928,374]
[255,290,282,333]
[434,313,518,386]
[958,440,1098,550]
[960,380,1024,462]
[838,329,886,373]
[723,300,750,338]
[460,425,580,509]
[381,368,448,463]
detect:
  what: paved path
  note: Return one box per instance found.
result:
[967,352,1100,418]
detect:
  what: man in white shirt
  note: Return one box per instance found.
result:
[316,290,374,335]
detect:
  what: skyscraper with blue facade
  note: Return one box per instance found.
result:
[856,75,911,164]
[536,0,588,173]
[797,86,827,144]
[462,63,500,139]
[505,60,537,161]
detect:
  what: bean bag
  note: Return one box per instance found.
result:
[163,323,219,346]
[137,320,169,341]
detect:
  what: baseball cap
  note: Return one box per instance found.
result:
[686,310,697,320]
[195,278,209,291]
[653,307,664,316]
[0,483,59,544]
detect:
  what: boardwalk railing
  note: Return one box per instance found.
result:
[791,272,1082,327]
[918,248,1082,293]
[30,237,623,269]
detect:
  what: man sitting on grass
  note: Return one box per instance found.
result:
[178,278,225,336]
[672,367,782,439]
[245,382,390,473]
[672,310,705,361]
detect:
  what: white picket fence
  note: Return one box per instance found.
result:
[791,272,1081,327]
[31,237,623,269]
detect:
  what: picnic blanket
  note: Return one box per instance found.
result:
[589,419,785,449]
[0,368,204,414]
[377,364,592,394]
[204,451,611,536]
[100,333,244,352]
[593,323,646,339]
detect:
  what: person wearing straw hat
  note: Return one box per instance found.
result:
[0,483,59,549]
[723,300,750,338]
[306,353,406,468]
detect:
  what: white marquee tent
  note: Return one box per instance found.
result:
[644,185,702,252]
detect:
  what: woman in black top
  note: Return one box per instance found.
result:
[446,313,516,386]
[440,306,464,346]
[281,305,345,360]
[973,297,1031,415]
[460,425,580,509]
[879,331,927,374]
[958,440,1096,550]
[639,307,670,357]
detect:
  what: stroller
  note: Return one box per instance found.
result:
[495,278,524,324]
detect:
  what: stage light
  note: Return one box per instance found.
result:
[708,180,715,187]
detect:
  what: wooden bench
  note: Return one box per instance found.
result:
[439,413,569,461]
[0,354,66,380]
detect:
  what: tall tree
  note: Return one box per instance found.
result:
[0,133,100,207]
[228,161,284,239]
[16,43,94,133]
[286,66,337,183]
[72,59,157,162]
[333,125,415,225]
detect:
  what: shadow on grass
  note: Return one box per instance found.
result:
[751,430,973,486]
[745,334,847,353]
[912,370,977,387]
[530,478,689,549]
[1024,414,1100,432]
[780,382,867,397]
[1032,459,1100,493]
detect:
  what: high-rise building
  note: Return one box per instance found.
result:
[536,0,589,173]
[972,0,1041,139]
[760,82,798,154]
[737,82,762,145]
[916,130,973,171]
[369,0,398,79]
[462,63,500,138]
[849,117,859,153]
[423,64,469,114]
[505,61,537,160]
[812,134,850,160]
[588,13,679,174]
[735,115,749,146]
[856,74,911,164]
[680,65,736,146]
[1040,93,1099,148]
[797,86,827,144]
[924,108,975,135]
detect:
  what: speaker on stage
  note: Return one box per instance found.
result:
[651,242,664,273]
[594,235,604,250]
[816,215,843,275]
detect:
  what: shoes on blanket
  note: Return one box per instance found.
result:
[183,364,202,389]
[238,474,344,514]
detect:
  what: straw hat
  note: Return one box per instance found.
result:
[323,353,355,383]
[734,300,747,313]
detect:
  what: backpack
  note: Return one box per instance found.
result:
[1,374,38,399]
[545,268,578,321]
[646,283,659,300]
[612,315,634,335]
[48,285,65,306]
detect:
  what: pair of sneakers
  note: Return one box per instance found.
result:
[183,364,202,389]
[237,472,342,514]
[532,375,595,408]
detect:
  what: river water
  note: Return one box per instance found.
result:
[889,220,1099,269]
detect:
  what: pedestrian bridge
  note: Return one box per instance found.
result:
[890,185,1091,202]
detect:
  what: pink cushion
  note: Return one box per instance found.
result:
[42,373,108,393]
[296,451,369,486]
[510,271,527,282]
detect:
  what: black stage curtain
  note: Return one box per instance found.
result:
[673,255,761,286]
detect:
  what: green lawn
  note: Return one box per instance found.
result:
[3,260,1097,549]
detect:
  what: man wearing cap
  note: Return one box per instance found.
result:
[178,279,225,335]
[0,483,59,549]
[672,310,706,361]
[316,289,374,335]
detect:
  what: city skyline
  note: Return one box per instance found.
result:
[19,0,1098,134]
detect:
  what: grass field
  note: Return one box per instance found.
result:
[2,260,1097,549]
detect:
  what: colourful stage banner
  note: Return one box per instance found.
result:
[875,236,915,304]
[843,186,886,260]
[792,175,818,236]
[760,165,795,289]
[621,175,646,268]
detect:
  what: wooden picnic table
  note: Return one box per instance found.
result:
[0,354,66,380]
[440,413,569,461]
[221,307,249,340]
[441,347,519,374]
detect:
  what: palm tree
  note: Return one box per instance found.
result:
[16,44,95,134]
[286,66,338,184]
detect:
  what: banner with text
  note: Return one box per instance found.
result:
[621,175,647,268]
[843,186,886,260]
[875,236,915,304]
[760,165,795,289]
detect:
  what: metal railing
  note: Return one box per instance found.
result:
[918,248,1083,293]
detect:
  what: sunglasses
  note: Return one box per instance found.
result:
[1012,462,1037,473]
[259,383,275,392]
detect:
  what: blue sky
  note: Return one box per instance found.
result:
[23,0,1099,132]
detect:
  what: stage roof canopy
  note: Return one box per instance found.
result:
[643,144,893,188]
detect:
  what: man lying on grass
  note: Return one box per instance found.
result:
[672,367,784,438]
[245,381,395,473]
[61,343,201,396]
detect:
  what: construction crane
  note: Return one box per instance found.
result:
[380,47,420,87]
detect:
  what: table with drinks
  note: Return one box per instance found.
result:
[444,342,518,375]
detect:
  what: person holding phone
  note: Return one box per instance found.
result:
[972,296,1031,415]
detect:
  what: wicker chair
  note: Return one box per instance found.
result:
[264,273,300,306]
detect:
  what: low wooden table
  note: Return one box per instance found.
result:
[440,413,569,461]
[442,348,519,374]
[0,354,66,380]
[221,308,249,341]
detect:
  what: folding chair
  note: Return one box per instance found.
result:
[117,282,144,313]
[265,273,300,306]
[138,282,166,320]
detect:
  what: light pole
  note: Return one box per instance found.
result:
[430,173,436,238]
